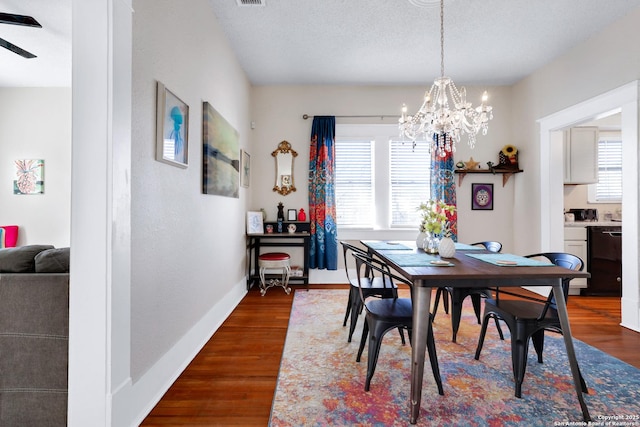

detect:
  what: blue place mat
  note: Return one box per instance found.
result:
[465,253,554,267]
[455,243,483,251]
[365,241,412,251]
[383,252,454,267]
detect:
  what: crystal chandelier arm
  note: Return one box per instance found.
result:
[399,0,493,154]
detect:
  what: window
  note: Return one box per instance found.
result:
[335,138,374,227]
[389,139,431,226]
[335,124,430,229]
[588,134,622,202]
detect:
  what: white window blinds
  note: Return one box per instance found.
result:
[335,138,374,227]
[595,137,622,202]
[390,140,431,227]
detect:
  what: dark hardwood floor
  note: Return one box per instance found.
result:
[141,284,639,426]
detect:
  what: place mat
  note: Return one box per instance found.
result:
[364,241,412,250]
[465,253,554,267]
[455,242,483,251]
[383,251,454,267]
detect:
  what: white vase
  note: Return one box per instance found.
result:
[439,236,456,258]
[416,232,427,249]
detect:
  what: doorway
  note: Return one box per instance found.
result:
[538,80,639,332]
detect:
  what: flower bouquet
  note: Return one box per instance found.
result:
[417,200,456,253]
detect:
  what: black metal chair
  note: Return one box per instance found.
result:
[340,241,401,343]
[352,252,444,395]
[432,241,503,342]
[474,252,588,398]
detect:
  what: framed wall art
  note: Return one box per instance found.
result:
[246,211,264,235]
[287,209,297,221]
[240,149,250,188]
[202,101,240,198]
[471,183,493,210]
[156,81,189,168]
[14,159,44,195]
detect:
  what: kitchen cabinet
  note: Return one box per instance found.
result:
[563,227,588,294]
[563,126,599,184]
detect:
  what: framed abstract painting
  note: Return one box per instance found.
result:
[202,101,240,198]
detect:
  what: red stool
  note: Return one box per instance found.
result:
[258,252,292,296]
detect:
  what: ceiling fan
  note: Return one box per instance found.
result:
[0,12,42,59]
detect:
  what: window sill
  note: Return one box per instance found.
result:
[337,228,418,242]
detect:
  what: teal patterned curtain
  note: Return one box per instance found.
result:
[308,116,338,270]
[430,133,458,240]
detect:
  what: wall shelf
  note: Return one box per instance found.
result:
[454,168,523,187]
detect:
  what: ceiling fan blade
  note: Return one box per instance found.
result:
[0,12,41,28]
[0,37,36,58]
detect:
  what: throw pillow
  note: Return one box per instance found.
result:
[0,245,55,273]
[34,247,70,273]
[0,228,4,248]
[0,225,19,247]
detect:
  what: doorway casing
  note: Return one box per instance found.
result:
[538,80,639,332]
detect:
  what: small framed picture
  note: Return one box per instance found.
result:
[246,211,264,234]
[240,149,250,188]
[472,183,493,210]
[156,81,189,168]
[287,209,297,221]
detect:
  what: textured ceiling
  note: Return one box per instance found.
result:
[210,0,640,86]
[1,1,640,87]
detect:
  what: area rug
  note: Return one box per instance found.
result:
[270,289,640,426]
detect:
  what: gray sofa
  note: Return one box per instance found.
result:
[0,245,70,426]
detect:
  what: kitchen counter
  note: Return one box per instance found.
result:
[564,221,622,227]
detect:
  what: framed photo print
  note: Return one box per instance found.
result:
[246,211,264,234]
[471,183,493,210]
[287,209,297,221]
[240,149,250,188]
[156,81,189,168]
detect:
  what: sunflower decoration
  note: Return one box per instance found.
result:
[499,144,518,168]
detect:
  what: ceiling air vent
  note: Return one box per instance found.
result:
[236,0,265,6]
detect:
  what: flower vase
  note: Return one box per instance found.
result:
[438,236,456,258]
[416,232,427,249]
[423,232,440,254]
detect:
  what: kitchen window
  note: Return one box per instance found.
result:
[335,124,431,229]
[588,133,622,202]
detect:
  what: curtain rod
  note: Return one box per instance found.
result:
[302,114,399,120]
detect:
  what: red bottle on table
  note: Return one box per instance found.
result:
[298,209,306,221]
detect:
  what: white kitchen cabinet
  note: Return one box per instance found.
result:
[563,126,599,184]
[563,227,588,294]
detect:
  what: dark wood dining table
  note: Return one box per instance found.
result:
[361,240,591,425]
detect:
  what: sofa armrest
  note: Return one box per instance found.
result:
[0,273,69,426]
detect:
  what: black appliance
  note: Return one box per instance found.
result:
[583,226,622,296]
[568,208,598,221]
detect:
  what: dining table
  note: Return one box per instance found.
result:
[361,240,591,425]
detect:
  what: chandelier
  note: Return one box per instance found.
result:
[399,0,493,156]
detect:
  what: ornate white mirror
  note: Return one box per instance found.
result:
[272,140,297,196]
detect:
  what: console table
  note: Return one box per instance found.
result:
[246,221,310,291]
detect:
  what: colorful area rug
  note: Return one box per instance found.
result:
[270,289,640,426]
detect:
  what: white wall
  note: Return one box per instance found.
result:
[123,0,252,422]
[0,88,71,247]
[251,85,516,281]
[70,0,253,425]
[510,6,640,330]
